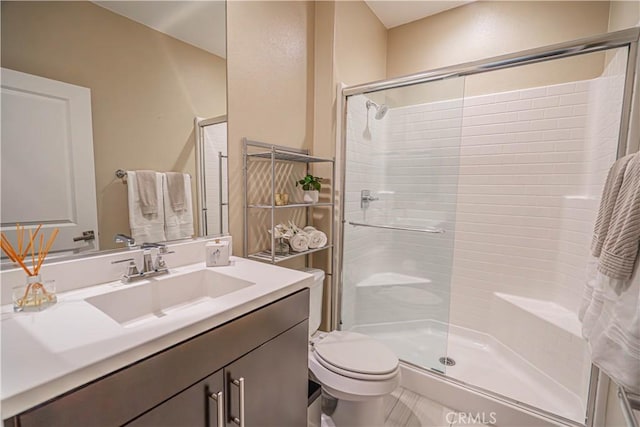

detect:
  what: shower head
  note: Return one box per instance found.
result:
[366,100,388,119]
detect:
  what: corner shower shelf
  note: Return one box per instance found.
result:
[243,138,335,267]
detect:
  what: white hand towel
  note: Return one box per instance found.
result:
[135,170,160,215]
[165,172,186,212]
[288,233,309,252]
[163,173,194,240]
[308,230,327,249]
[127,171,166,243]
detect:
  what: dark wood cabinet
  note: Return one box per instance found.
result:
[224,321,308,427]
[10,289,309,427]
[127,371,225,427]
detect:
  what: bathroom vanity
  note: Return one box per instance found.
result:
[1,241,312,427]
[6,290,308,427]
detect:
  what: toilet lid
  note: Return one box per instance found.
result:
[313,331,398,376]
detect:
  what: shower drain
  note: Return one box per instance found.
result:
[439,356,456,366]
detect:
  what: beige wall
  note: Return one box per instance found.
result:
[226,1,315,257]
[226,0,386,259]
[387,1,610,97]
[1,1,227,249]
[608,0,640,155]
[608,0,640,31]
[388,1,610,75]
[334,1,388,87]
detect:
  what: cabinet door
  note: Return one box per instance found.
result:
[127,370,225,427]
[225,321,308,427]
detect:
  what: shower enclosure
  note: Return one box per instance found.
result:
[336,29,638,426]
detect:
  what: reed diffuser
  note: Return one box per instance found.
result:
[1,224,59,312]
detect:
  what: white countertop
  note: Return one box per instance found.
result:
[1,256,313,418]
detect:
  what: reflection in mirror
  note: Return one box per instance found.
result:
[195,116,229,237]
[0,0,227,260]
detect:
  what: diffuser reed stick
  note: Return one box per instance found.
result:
[1,224,59,310]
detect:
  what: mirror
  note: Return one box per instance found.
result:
[0,0,227,256]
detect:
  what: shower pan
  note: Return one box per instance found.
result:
[336,28,639,426]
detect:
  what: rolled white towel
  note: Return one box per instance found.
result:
[289,233,309,252]
[303,226,316,233]
[308,230,327,249]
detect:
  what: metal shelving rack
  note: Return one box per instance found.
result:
[242,138,335,266]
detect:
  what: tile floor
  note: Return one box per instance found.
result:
[384,387,487,427]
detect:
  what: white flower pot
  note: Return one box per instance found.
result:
[303,190,319,204]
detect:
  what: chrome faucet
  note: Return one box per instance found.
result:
[112,242,174,283]
[141,243,171,271]
[114,233,136,248]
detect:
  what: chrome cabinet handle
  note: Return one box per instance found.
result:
[231,377,245,427]
[208,390,224,427]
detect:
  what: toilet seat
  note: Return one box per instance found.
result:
[312,331,399,381]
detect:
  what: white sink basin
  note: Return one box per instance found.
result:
[86,269,254,327]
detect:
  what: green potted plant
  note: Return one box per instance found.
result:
[296,174,322,204]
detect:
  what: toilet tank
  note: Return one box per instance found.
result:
[300,268,325,336]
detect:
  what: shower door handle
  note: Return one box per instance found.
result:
[361,190,379,209]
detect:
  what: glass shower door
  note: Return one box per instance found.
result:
[341,77,465,373]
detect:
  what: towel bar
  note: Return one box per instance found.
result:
[347,221,445,234]
[619,386,640,427]
[115,169,191,181]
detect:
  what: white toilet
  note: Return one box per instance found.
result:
[305,268,400,427]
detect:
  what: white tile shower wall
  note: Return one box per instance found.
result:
[342,98,464,329]
[448,78,621,333]
[450,80,591,331]
[342,95,387,330]
[372,100,463,326]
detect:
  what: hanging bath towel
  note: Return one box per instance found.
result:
[127,171,166,243]
[163,173,194,240]
[580,153,640,394]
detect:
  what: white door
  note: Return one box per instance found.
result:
[1,68,99,256]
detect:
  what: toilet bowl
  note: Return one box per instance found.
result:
[303,268,400,427]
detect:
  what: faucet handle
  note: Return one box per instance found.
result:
[155,255,167,270]
[112,258,140,278]
[126,260,139,276]
[154,250,175,270]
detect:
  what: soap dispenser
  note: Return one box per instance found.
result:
[206,239,230,267]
